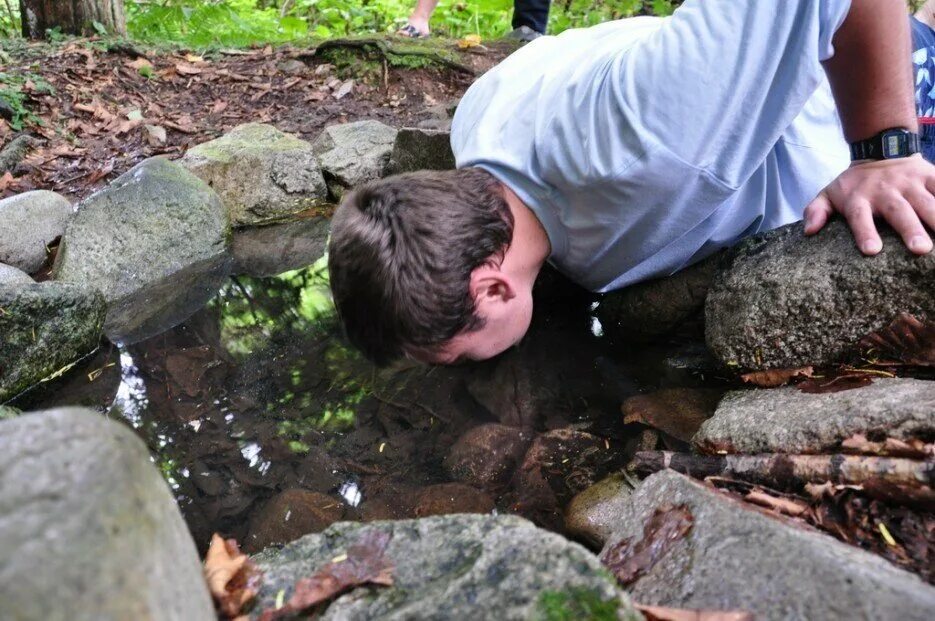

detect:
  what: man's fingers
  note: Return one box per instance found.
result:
[844,199,883,255]
[906,187,935,234]
[804,192,833,235]
[879,195,933,254]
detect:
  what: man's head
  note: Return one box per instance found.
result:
[328,168,535,365]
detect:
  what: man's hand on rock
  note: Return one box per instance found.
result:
[804,154,935,255]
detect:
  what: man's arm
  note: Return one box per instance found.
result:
[805,0,935,254]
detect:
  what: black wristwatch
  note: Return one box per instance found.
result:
[849,127,921,161]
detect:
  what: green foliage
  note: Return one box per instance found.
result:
[535,588,621,621]
[0,72,54,130]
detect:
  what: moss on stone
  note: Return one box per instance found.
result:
[535,588,622,621]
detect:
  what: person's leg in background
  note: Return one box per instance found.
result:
[398,0,440,37]
[510,0,551,41]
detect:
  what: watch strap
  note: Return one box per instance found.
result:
[850,128,921,161]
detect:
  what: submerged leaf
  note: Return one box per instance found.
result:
[859,313,935,366]
[740,366,813,388]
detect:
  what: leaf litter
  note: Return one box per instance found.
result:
[601,504,693,586]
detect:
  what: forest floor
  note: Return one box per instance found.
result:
[0,35,513,201]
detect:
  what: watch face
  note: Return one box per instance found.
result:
[883,130,906,158]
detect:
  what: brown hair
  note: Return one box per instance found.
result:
[328,168,514,365]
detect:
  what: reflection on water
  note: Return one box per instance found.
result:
[14,256,726,554]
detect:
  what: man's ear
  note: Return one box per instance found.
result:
[469,265,516,305]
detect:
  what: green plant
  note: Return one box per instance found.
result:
[0,72,53,130]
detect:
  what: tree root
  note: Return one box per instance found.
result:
[294,37,476,76]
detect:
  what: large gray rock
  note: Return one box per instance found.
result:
[53,157,231,344]
[232,213,331,277]
[0,407,214,621]
[706,220,935,370]
[0,262,32,285]
[312,120,398,197]
[387,127,456,173]
[597,253,721,340]
[251,515,641,621]
[0,190,72,273]
[0,282,105,401]
[182,123,328,226]
[600,470,935,621]
[694,378,935,454]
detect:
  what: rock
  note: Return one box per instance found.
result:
[0,282,105,401]
[53,157,231,344]
[278,58,307,75]
[597,253,721,340]
[312,120,397,197]
[0,407,214,621]
[245,489,345,553]
[0,190,72,273]
[706,220,935,371]
[250,515,640,620]
[0,262,32,285]
[181,123,328,226]
[231,212,331,277]
[466,351,554,427]
[600,470,935,620]
[622,387,724,443]
[564,473,635,547]
[694,378,935,454]
[387,127,456,174]
[413,482,495,517]
[443,423,533,488]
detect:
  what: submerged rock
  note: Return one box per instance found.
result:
[600,470,935,621]
[706,220,935,371]
[182,123,328,226]
[245,489,345,553]
[444,423,533,488]
[0,190,72,273]
[312,120,398,197]
[0,281,105,401]
[413,482,495,517]
[250,515,640,620]
[0,262,32,285]
[0,407,214,621]
[694,378,935,454]
[231,213,331,277]
[598,253,721,340]
[564,473,635,548]
[622,387,724,443]
[53,157,231,344]
[387,127,456,174]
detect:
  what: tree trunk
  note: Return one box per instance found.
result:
[19,0,126,39]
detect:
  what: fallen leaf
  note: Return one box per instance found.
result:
[175,62,204,76]
[740,366,813,388]
[334,79,355,100]
[127,57,153,72]
[185,53,205,63]
[797,372,873,394]
[637,604,754,621]
[259,530,394,621]
[601,505,693,586]
[0,171,14,191]
[204,533,263,619]
[457,34,483,49]
[144,124,167,146]
[860,313,935,366]
[210,100,229,114]
[84,160,114,184]
[743,490,808,516]
[840,434,933,459]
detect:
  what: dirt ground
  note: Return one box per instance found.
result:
[0,36,513,201]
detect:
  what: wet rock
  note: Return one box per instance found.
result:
[706,220,935,371]
[0,407,214,621]
[466,351,554,427]
[0,262,32,285]
[622,387,724,443]
[182,123,328,226]
[564,473,635,548]
[245,489,345,553]
[312,120,398,197]
[444,423,533,488]
[231,213,331,277]
[53,157,231,344]
[413,482,495,517]
[0,282,105,401]
[386,127,456,174]
[694,378,935,454]
[598,253,721,340]
[250,515,640,620]
[600,470,935,620]
[0,190,72,273]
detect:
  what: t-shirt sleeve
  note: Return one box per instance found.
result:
[613,0,852,187]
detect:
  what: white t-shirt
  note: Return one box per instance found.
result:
[451,0,853,292]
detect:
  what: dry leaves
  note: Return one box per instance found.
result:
[740,366,813,388]
[204,533,263,619]
[860,313,935,366]
[840,434,934,459]
[601,505,693,586]
[457,34,483,49]
[259,530,394,621]
[743,490,808,516]
[636,604,753,621]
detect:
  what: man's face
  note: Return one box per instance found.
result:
[425,291,534,364]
